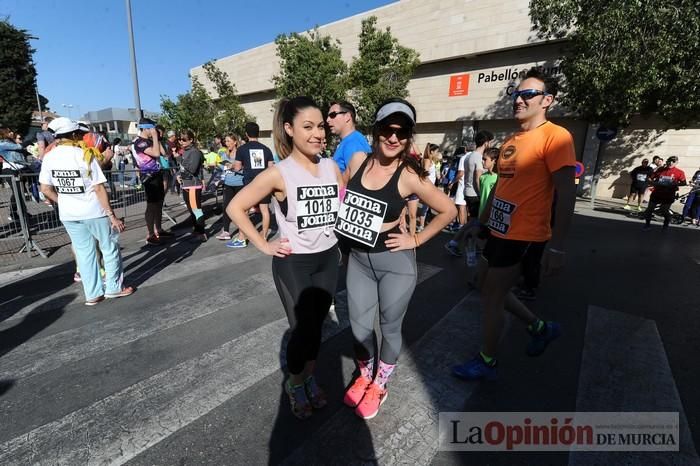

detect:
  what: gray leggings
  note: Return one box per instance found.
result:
[347,248,417,364]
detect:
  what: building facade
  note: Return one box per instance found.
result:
[191,0,699,199]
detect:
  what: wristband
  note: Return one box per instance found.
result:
[413,233,421,248]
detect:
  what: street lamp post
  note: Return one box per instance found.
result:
[125,0,142,119]
[62,104,74,119]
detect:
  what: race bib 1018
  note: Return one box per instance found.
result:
[296,183,339,231]
[487,197,516,235]
[334,189,387,247]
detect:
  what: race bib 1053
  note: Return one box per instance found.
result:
[334,189,387,247]
[296,183,339,231]
[487,197,516,235]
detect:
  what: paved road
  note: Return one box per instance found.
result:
[0,201,698,465]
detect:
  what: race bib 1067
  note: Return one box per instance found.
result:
[52,169,85,194]
[296,183,339,231]
[334,189,388,247]
[487,197,516,235]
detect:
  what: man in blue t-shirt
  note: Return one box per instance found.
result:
[326,101,371,174]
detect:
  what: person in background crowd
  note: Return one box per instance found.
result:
[112,138,125,187]
[643,156,686,230]
[478,147,499,217]
[39,117,134,305]
[157,126,173,197]
[177,130,207,241]
[0,128,31,222]
[416,143,441,232]
[340,98,455,420]
[83,131,115,191]
[327,101,371,174]
[228,97,343,419]
[642,156,665,204]
[133,118,172,245]
[216,133,243,241]
[682,168,700,226]
[624,158,654,212]
[36,118,55,158]
[444,132,494,256]
[229,122,275,248]
[452,68,576,381]
[204,143,223,192]
[166,130,181,195]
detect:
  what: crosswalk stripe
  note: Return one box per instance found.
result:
[0,262,443,465]
[569,306,700,465]
[0,243,263,325]
[282,291,480,465]
[0,272,275,380]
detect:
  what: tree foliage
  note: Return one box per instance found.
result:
[530,0,700,128]
[272,28,348,112]
[348,16,421,129]
[0,20,38,134]
[159,62,252,143]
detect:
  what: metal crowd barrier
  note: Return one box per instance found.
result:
[0,170,186,264]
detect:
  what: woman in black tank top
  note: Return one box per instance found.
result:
[337,98,456,420]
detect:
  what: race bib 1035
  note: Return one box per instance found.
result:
[296,183,339,231]
[334,189,387,247]
[487,197,516,235]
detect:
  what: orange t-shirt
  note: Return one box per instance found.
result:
[488,121,576,242]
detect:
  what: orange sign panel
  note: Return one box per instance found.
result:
[449,74,470,97]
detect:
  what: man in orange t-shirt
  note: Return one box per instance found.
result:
[452,67,577,381]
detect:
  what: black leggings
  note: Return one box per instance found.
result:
[221,184,242,232]
[272,246,339,375]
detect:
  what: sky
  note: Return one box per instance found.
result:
[1,0,395,119]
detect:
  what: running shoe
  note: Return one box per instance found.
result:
[344,375,372,408]
[285,380,312,420]
[105,286,135,299]
[157,230,176,238]
[444,241,462,257]
[526,321,561,356]
[226,238,248,248]
[452,354,498,381]
[355,382,388,420]
[146,235,161,245]
[215,231,232,241]
[85,296,105,306]
[623,204,632,211]
[304,376,327,409]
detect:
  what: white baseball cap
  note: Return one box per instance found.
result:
[48,117,88,136]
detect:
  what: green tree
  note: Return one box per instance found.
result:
[202,61,253,137]
[159,62,252,143]
[529,0,700,128]
[272,28,348,111]
[159,77,216,142]
[348,16,420,130]
[0,20,38,134]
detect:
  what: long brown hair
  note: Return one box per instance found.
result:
[273,96,320,160]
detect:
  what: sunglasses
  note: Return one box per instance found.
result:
[377,126,411,140]
[178,138,190,142]
[511,89,551,101]
[327,111,348,119]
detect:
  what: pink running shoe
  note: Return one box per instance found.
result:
[355,382,387,420]
[343,376,371,408]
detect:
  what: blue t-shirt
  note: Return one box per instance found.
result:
[332,130,371,172]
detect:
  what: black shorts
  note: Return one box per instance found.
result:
[482,233,547,268]
[630,184,646,196]
[142,171,165,203]
[466,196,480,218]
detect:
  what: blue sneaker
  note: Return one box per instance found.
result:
[226,238,248,248]
[452,355,498,381]
[526,321,561,356]
[444,241,462,257]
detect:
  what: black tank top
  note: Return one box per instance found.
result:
[342,155,406,253]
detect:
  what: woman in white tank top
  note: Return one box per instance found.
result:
[227,97,344,420]
[418,143,442,231]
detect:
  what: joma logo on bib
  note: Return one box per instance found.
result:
[296,183,339,231]
[52,169,86,194]
[488,197,516,235]
[334,189,388,247]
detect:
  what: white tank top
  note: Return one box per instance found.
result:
[272,156,339,254]
[427,160,437,185]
